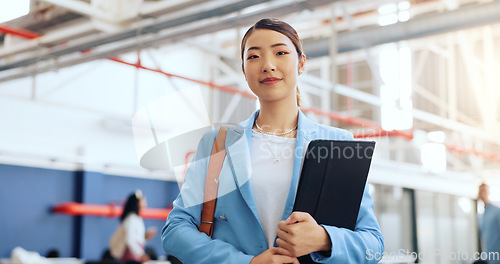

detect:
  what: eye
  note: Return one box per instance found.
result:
[276,51,289,56]
[247,55,259,60]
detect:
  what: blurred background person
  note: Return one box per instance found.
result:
[109,190,157,264]
[478,183,500,263]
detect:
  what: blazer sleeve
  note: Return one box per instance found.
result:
[310,131,385,264]
[161,129,254,264]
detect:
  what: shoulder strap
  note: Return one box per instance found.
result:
[199,127,228,237]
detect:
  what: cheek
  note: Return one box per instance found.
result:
[286,65,299,78]
[284,59,299,73]
[243,65,257,79]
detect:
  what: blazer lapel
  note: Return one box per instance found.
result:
[225,110,260,222]
[280,109,318,222]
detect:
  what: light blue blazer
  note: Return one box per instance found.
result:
[162,109,384,263]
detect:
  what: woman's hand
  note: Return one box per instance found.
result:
[145,227,157,241]
[250,247,299,264]
[276,212,332,258]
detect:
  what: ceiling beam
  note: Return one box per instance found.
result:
[304,0,500,57]
[1,0,500,78]
[0,0,337,77]
[43,0,109,21]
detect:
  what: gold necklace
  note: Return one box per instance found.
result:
[255,120,297,136]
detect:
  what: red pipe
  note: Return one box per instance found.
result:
[353,129,414,140]
[0,24,40,39]
[444,143,500,163]
[108,57,500,163]
[108,57,256,100]
[52,202,171,220]
[346,54,353,115]
[300,107,414,140]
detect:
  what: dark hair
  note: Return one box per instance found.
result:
[120,192,141,222]
[240,18,304,107]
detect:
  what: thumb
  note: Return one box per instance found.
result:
[285,211,310,224]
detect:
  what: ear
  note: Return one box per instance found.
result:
[298,53,306,75]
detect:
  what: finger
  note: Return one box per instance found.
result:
[286,211,310,224]
[270,247,285,253]
[276,229,292,241]
[276,255,298,263]
[274,246,293,257]
[275,238,286,248]
[276,238,293,253]
[278,221,291,232]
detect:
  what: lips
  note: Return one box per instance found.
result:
[260,77,282,85]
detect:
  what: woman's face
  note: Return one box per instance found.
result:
[242,29,305,105]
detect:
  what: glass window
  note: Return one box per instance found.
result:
[416,190,479,263]
[372,184,414,258]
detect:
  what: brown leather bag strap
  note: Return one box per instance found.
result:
[199,127,228,237]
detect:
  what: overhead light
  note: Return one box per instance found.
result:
[421,142,447,174]
[398,1,411,10]
[398,11,410,22]
[378,2,411,26]
[378,14,399,26]
[378,3,398,15]
[380,47,413,131]
[427,131,446,143]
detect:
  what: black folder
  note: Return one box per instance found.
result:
[292,140,375,264]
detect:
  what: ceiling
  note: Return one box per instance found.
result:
[1,0,500,189]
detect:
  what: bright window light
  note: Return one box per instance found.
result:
[398,11,410,22]
[457,198,471,214]
[421,142,447,173]
[380,47,413,131]
[489,186,500,202]
[378,14,399,26]
[0,0,30,23]
[427,131,446,143]
[378,3,398,15]
[398,1,411,10]
[378,2,411,26]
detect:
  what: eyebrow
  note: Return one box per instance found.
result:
[247,43,289,52]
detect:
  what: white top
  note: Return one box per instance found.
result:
[250,130,296,248]
[109,213,146,259]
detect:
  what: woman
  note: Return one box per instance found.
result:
[110,190,157,264]
[162,18,384,264]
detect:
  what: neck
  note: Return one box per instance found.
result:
[256,98,299,135]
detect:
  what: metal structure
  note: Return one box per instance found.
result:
[0,0,499,194]
[2,1,499,260]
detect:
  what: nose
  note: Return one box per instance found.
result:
[262,60,276,72]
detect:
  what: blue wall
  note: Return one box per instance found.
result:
[0,164,180,261]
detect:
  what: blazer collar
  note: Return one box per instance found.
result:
[225,109,318,223]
